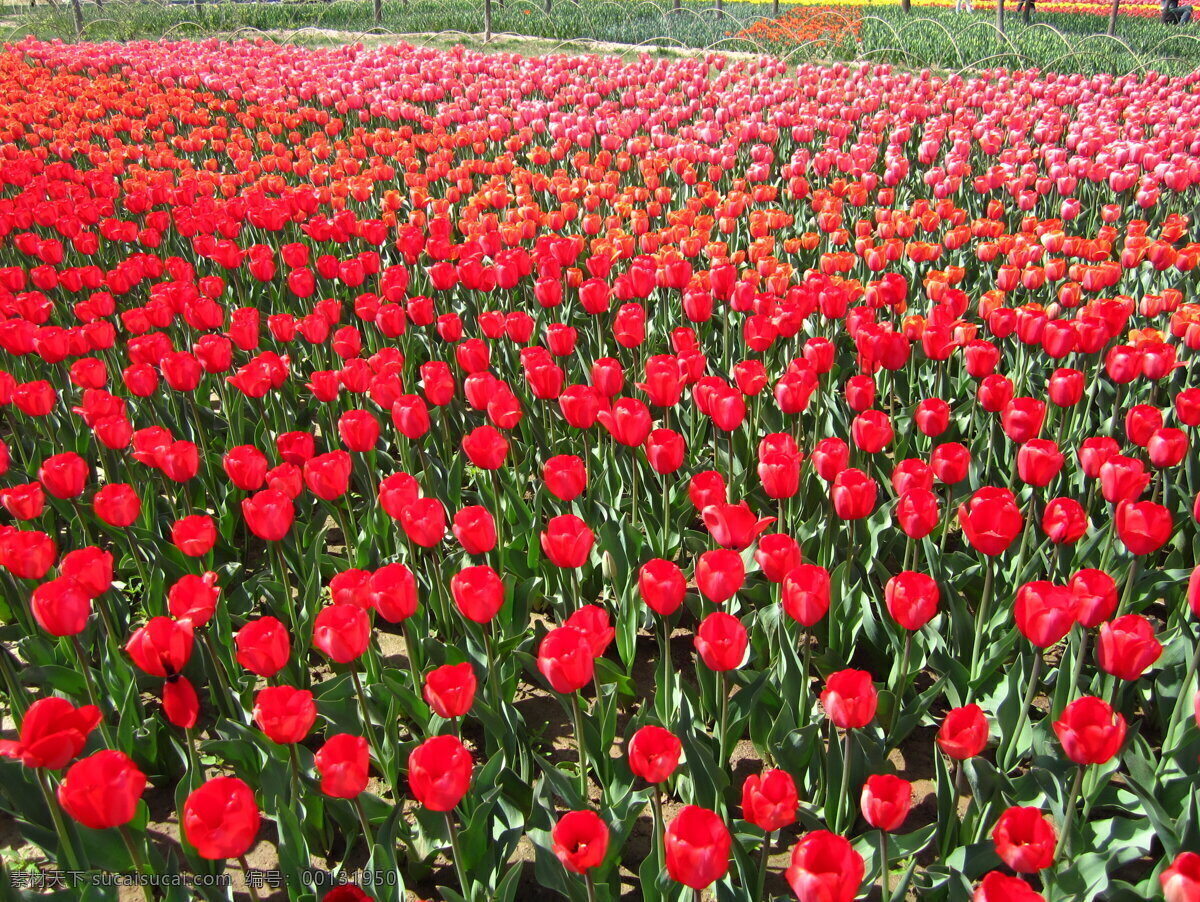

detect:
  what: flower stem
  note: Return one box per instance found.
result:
[570,691,589,800]
[237,855,263,902]
[36,769,80,872]
[756,830,774,900]
[118,824,155,902]
[879,829,890,901]
[350,667,383,762]
[1056,764,1085,863]
[837,729,854,834]
[1000,652,1043,771]
[354,796,374,850]
[444,812,469,898]
[968,555,994,682]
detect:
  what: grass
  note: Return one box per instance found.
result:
[5,0,1200,76]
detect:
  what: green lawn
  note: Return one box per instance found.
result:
[9,0,1200,75]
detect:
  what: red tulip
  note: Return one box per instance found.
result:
[695,549,745,605]
[689,470,727,510]
[424,663,477,719]
[1162,852,1200,902]
[992,807,1056,873]
[462,425,509,470]
[0,696,100,769]
[930,442,971,485]
[1053,696,1126,765]
[1042,498,1087,544]
[1078,437,1120,479]
[241,490,294,542]
[57,750,146,830]
[860,773,911,832]
[785,830,865,902]
[450,565,505,623]
[664,806,730,890]
[313,604,371,663]
[957,487,1022,556]
[38,452,88,499]
[851,410,893,453]
[1015,581,1077,647]
[537,626,595,693]
[167,572,219,627]
[645,429,685,474]
[408,734,473,811]
[452,506,497,555]
[126,616,194,677]
[758,451,801,499]
[564,605,615,658]
[781,564,831,627]
[701,501,775,551]
[235,616,291,678]
[937,704,990,759]
[253,685,317,744]
[30,577,91,636]
[400,497,446,547]
[543,455,588,501]
[914,399,950,437]
[754,534,802,584]
[1070,568,1118,628]
[540,515,595,569]
[1016,439,1063,487]
[552,809,610,874]
[821,669,878,729]
[183,777,261,860]
[885,571,939,630]
[627,725,682,783]
[694,612,748,671]
[831,468,877,520]
[1114,500,1173,555]
[163,676,199,729]
[1000,398,1045,444]
[895,488,940,539]
[973,872,1046,902]
[304,451,353,500]
[367,563,418,623]
[93,484,141,527]
[741,769,798,832]
[1097,614,1162,680]
[638,559,686,617]
[314,733,370,799]
[171,514,218,556]
[596,397,653,447]
[1099,456,1151,503]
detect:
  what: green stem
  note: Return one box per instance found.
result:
[354,796,375,850]
[118,824,155,902]
[756,830,774,901]
[1056,765,1085,863]
[70,637,116,748]
[1066,627,1091,708]
[718,670,730,767]
[445,812,470,899]
[585,871,598,902]
[36,769,80,871]
[288,742,302,806]
[837,729,854,834]
[238,855,263,902]
[350,668,383,761]
[1000,652,1043,772]
[968,556,994,683]
[879,829,890,901]
[570,691,589,800]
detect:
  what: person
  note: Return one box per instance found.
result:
[954,0,973,11]
[1016,0,1036,22]
[1163,0,1193,24]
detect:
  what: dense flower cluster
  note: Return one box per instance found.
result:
[0,36,1198,901]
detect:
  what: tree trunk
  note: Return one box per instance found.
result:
[544,0,550,12]
[901,0,910,11]
[996,0,1004,32]
[69,0,83,36]
[716,0,723,14]
[484,0,492,41]
[1107,0,1119,34]
[673,0,680,12]
[194,0,201,12]
[373,0,380,24]
[772,0,778,14]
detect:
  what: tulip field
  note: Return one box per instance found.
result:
[4,29,1200,902]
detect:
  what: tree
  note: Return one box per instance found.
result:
[997,0,1005,32]
[1107,0,1120,34]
